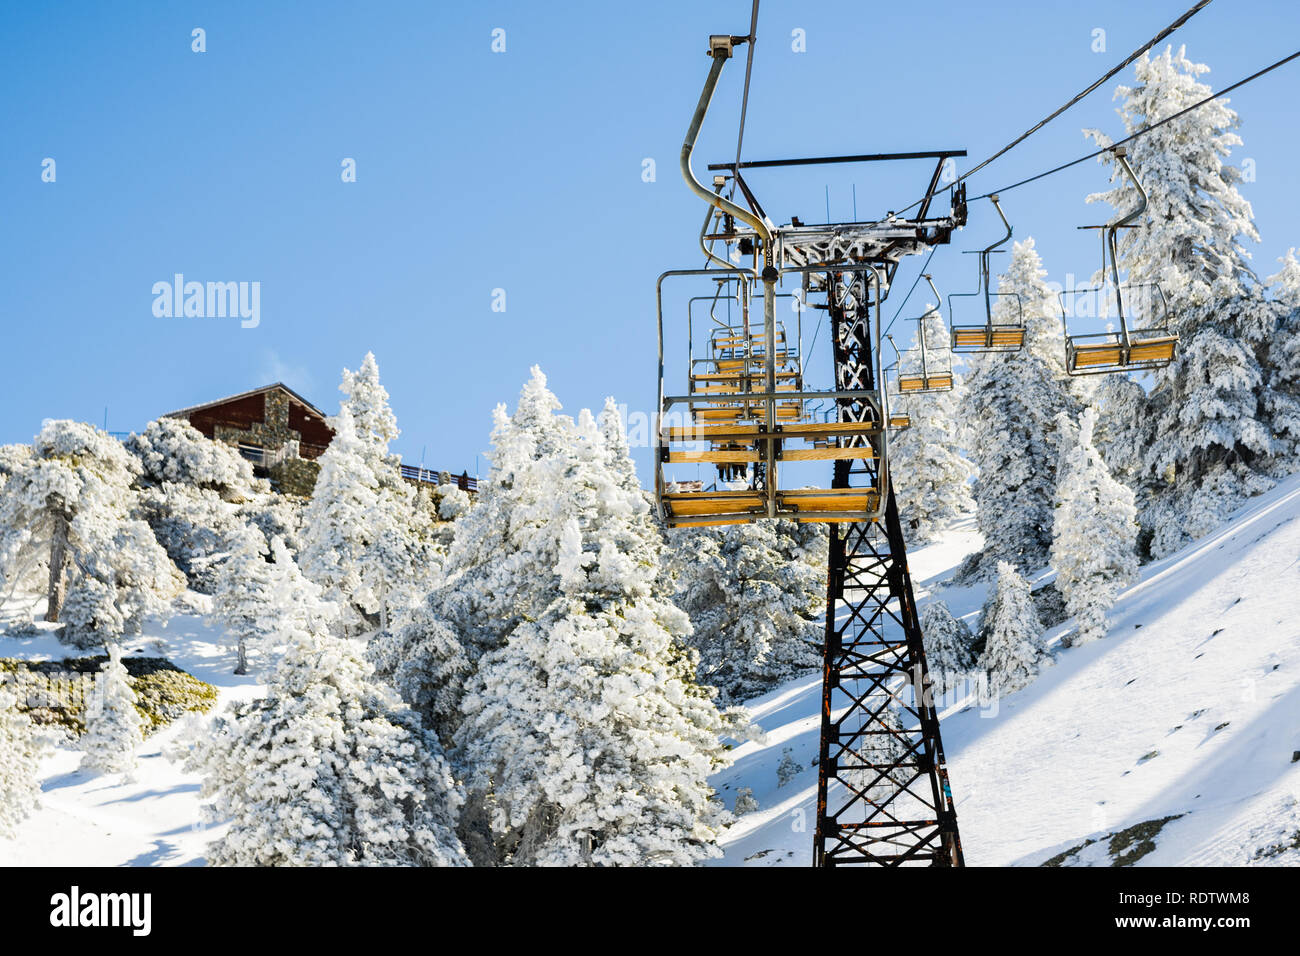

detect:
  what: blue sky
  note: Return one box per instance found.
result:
[2,0,1297,484]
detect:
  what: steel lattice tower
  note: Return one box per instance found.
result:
[812,271,964,866]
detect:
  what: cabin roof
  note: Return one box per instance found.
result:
[163,382,329,422]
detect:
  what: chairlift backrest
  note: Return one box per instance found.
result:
[948,195,1026,352]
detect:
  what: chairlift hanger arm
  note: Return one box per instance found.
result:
[681,35,772,274]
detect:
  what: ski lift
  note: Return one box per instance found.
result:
[948,195,1025,352]
[888,413,912,430]
[892,276,954,394]
[1059,146,1178,376]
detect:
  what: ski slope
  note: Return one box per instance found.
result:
[714,474,1300,866]
[3,477,1299,866]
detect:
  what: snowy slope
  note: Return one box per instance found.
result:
[713,475,1300,867]
[0,611,260,867]
[4,478,1300,867]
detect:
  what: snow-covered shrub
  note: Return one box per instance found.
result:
[127,417,259,492]
[0,687,48,837]
[920,600,976,696]
[451,375,734,866]
[1052,408,1139,645]
[80,644,145,777]
[127,418,268,594]
[668,518,824,704]
[733,788,758,816]
[186,625,468,867]
[979,561,1049,697]
[776,748,801,788]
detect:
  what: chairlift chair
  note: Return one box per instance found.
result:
[891,279,955,394]
[948,195,1026,353]
[1059,146,1178,376]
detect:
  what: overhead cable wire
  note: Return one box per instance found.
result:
[890,0,1215,218]
[971,47,1300,200]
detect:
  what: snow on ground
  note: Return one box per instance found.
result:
[0,606,261,867]
[714,475,1300,866]
[5,478,1300,867]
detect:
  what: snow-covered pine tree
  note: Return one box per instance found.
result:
[0,421,182,646]
[1091,374,1152,498]
[0,687,48,838]
[919,600,976,696]
[434,367,586,658]
[299,354,433,635]
[186,623,467,867]
[127,418,268,594]
[1264,249,1300,468]
[207,527,326,675]
[299,408,424,635]
[979,561,1049,697]
[667,517,825,704]
[963,239,1082,576]
[890,306,974,545]
[80,644,145,777]
[453,379,734,866]
[366,601,470,748]
[1084,47,1281,556]
[1051,408,1139,645]
[208,525,272,674]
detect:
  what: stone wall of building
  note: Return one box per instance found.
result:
[269,457,321,498]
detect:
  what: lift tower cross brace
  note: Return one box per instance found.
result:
[817,266,965,866]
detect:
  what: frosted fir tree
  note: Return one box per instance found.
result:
[667,518,825,704]
[919,600,976,697]
[299,407,426,635]
[340,352,400,457]
[978,561,1049,697]
[733,788,758,816]
[0,421,182,646]
[185,625,468,867]
[454,382,734,866]
[127,418,269,594]
[1084,47,1281,556]
[0,688,48,838]
[367,601,470,748]
[963,239,1082,575]
[207,529,329,675]
[1051,408,1139,646]
[1264,249,1300,468]
[890,306,974,545]
[208,525,274,674]
[434,367,590,658]
[1091,374,1152,495]
[80,644,146,778]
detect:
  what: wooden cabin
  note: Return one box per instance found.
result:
[166,383,333,462]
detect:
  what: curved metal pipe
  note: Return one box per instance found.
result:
[981,195,1013,321]
[1107,146,1148,344]
[680,40,773,270]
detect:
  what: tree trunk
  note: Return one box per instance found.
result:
[45,510,70,623]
